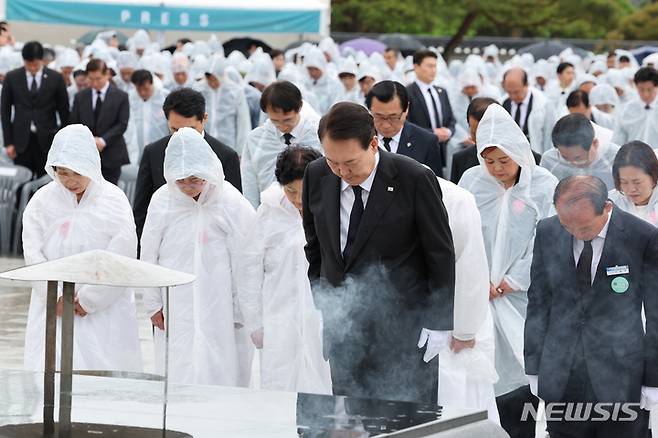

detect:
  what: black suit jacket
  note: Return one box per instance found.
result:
[1,67,69,153]
[392,122,443,175]
[69,84,129,170]
[524,208,658,404]
[502,94,533,138]
[405,82,455,139]
[133,132,242,238]
[303,149,455,338]
[450,144,542,184]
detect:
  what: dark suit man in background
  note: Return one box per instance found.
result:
[70,58,129,184]
[302,102,455,403]
[525,175,658,437]
[1,41,68,176]
[451,97,541,184]
[365,80,442,176]
[133,87,241,239]
[406,50,455,174]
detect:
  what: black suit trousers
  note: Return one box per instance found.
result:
[14,133,47,177]
[101,166,121,185]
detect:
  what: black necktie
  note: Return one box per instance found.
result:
[514,103,522,127]
[94,90,103,122]
[646,104,651,110]
[576,240,593,291]
[283,133,293,146]
[343,185,364,261]
[427,87,442,128]
[29,74,37,95]
[382,137,392,152]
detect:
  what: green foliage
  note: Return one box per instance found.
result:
[331,0,634,39]
[608,2,658,40]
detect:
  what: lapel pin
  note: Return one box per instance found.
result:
[406,142,411,147]
[387,187,394,192]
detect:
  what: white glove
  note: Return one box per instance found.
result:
[527,374,539,397]
[417,328,450,363]
[640,386,658,410]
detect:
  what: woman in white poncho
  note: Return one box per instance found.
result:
[241,145,331,394]
[141,127,257,386]
[22,124,142,372]
[609,141,658,226]
[458,104,557,437]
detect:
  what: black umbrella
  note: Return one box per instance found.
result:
[77,29,128,46]
[377,33,425,57]
[223,38,272,57]
[283,39,318,52]
[518,40,588,60]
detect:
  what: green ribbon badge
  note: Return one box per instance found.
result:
[611,277,629,294]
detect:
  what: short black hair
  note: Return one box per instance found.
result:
[502,68,528,86]
[22,41,44,61]
[270,49,284,59]
[130,69,153,86]
[619,55,631,63]
[613,141,658,191]
[566,89,590,109]
[384,47,399,54]
[275,145,322,186]
[365,80,409,112]
[259,81,302,113]
[318,102,376,150]
[163,87,206,121]
[73,69,87,78]
[413,49,437,66]
[466,97,497,122]
[552,113,595,150]
[553,175,608,215]
[86,58,107,74]
[557,62,574,75]
[634,67,658,86]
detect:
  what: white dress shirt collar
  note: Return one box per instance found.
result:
[377,130,402,154]
[341,151,380,193]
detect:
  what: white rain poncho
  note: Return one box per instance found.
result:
[165,52,192,91]
[541,122,619,190]
[125,86,170,164]
[114,51,138,93]
[240,182,332,394]
[516,86,556,154]
[277,65,321,116]
[241,102,321,208]
[590,83,620,110]
[244,54,276,88]
[613,94,658,147]
[605,68,636,108]
[337,58,363,105]
[22,124,142,372]
[194,55,252,155]
[225,66,262,130]
[303,47,344,115]
[458,104,558,396]
[609,186,658,226]
[140,127,258,386]
[435,178,499,425]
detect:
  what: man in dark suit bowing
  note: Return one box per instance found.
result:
[1,41,69,176]
[405,50,455,174]
[302,102,455,403]
[133,87,241,239]
[365,80,442,176]
[525,175,658,437]
[70,58,129,184]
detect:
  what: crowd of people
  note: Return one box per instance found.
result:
[1,26,658,437]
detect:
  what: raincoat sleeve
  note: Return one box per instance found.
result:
[139,189,168,318]
[234,89,252,156]
[416,168,455,330]
[451,191,489,341]
[503,229,535,292]
[542,104,557,154]
[523,219,552,375]
[612,113,629,146]
[22,189,50,297]
[225,191,259,326]
[237,206,266,333]
[240,132,261,208]
[76,189,138,314]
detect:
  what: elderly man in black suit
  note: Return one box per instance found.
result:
[525,175,658,437]
[302,102,455,403]
[69,58,129,184]
[405,50,455,175]
[133,87,241,239]
[365,80,443,176]
[1,41,69,176]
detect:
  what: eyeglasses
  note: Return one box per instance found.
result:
[371,112,404,123]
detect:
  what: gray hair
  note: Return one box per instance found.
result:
[553,175,608,215]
